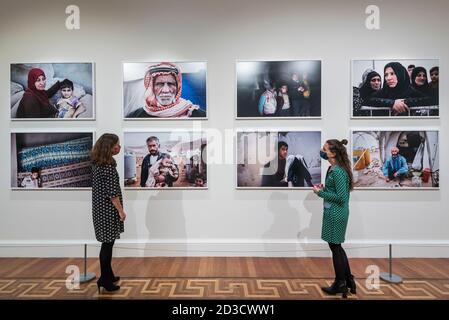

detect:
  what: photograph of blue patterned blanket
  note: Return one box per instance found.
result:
[17,161,92,188]
[17,136,92,172]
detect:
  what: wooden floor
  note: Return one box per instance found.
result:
[1,257,449,299]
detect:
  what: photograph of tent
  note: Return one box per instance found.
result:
[352,130,439,189]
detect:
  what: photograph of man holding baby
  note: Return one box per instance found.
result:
[123,131,207,189]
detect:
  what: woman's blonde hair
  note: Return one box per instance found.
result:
[90,133,119,166]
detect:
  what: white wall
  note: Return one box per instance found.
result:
[1,0,448,258]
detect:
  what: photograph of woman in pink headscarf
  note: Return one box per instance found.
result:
[10,63,94,120]
[123,62,207,119]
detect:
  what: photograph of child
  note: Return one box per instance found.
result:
[236,60,321,118]
[145,154,180,188]
[56,79,86,118]
[193,173,206,188]
[20,166,42,188]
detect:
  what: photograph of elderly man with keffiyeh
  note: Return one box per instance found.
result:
[123,62,207,119]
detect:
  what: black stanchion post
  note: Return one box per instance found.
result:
[380,244,402,283]
[79,243,96,283]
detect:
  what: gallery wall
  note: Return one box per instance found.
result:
[1,0,448,257]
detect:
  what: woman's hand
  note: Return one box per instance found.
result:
[312,184,323,194]
[119,210,126,222]
[392,99,409,115]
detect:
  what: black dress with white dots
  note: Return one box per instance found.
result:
[92,164,124,243]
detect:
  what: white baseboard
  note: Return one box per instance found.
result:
[1,239,449,258]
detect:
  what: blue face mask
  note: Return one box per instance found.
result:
[320,150,328,160]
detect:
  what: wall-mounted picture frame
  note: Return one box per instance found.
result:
[236,60,321,119]
[123,61,207,120]
[351,59,439,118]
[351,129,439,189]
[236,129,322,189]
[11,130,94,189]
[10,62,95,120]
[124,130,208,189]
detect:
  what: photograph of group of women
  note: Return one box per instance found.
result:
[236,60,321,118]
[236,131,322,188]
[352,59,439,117]
[352,130,439,189]
[11,132,94,189]
[123,131,207,189]
[123,62,207,119]
[10,63,94,120]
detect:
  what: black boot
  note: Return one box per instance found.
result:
[321,280,348,298]
[111,270,120,283]
[346,275,356,294]
[97,278,120,294]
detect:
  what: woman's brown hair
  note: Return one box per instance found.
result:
[90,133,119,166]
[326,139,354,191]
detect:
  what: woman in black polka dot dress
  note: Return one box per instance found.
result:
[90,133,126,293]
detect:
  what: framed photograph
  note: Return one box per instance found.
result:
[351,59,439,118]
[11,130,94,189]
[10,63,95,120]
[351,129,439,189]
[124,131,207,189]
[123,61,207,119]
[236,60,321,119]
[236,130,322,189]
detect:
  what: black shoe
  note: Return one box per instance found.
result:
[346,275,356,294]
[321,280,348,298]
[97,279,120,294]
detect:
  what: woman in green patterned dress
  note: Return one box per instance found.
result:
[313,139,355,298]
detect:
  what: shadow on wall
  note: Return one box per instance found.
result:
[300,191,325,243]
[262,192,298,256]
[144,191,187,257]
[262,191,323,257]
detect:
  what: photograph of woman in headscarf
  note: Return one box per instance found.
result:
[11,63,94,119]
[352,60,439,117]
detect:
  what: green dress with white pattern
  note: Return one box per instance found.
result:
[317,165,350,244]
